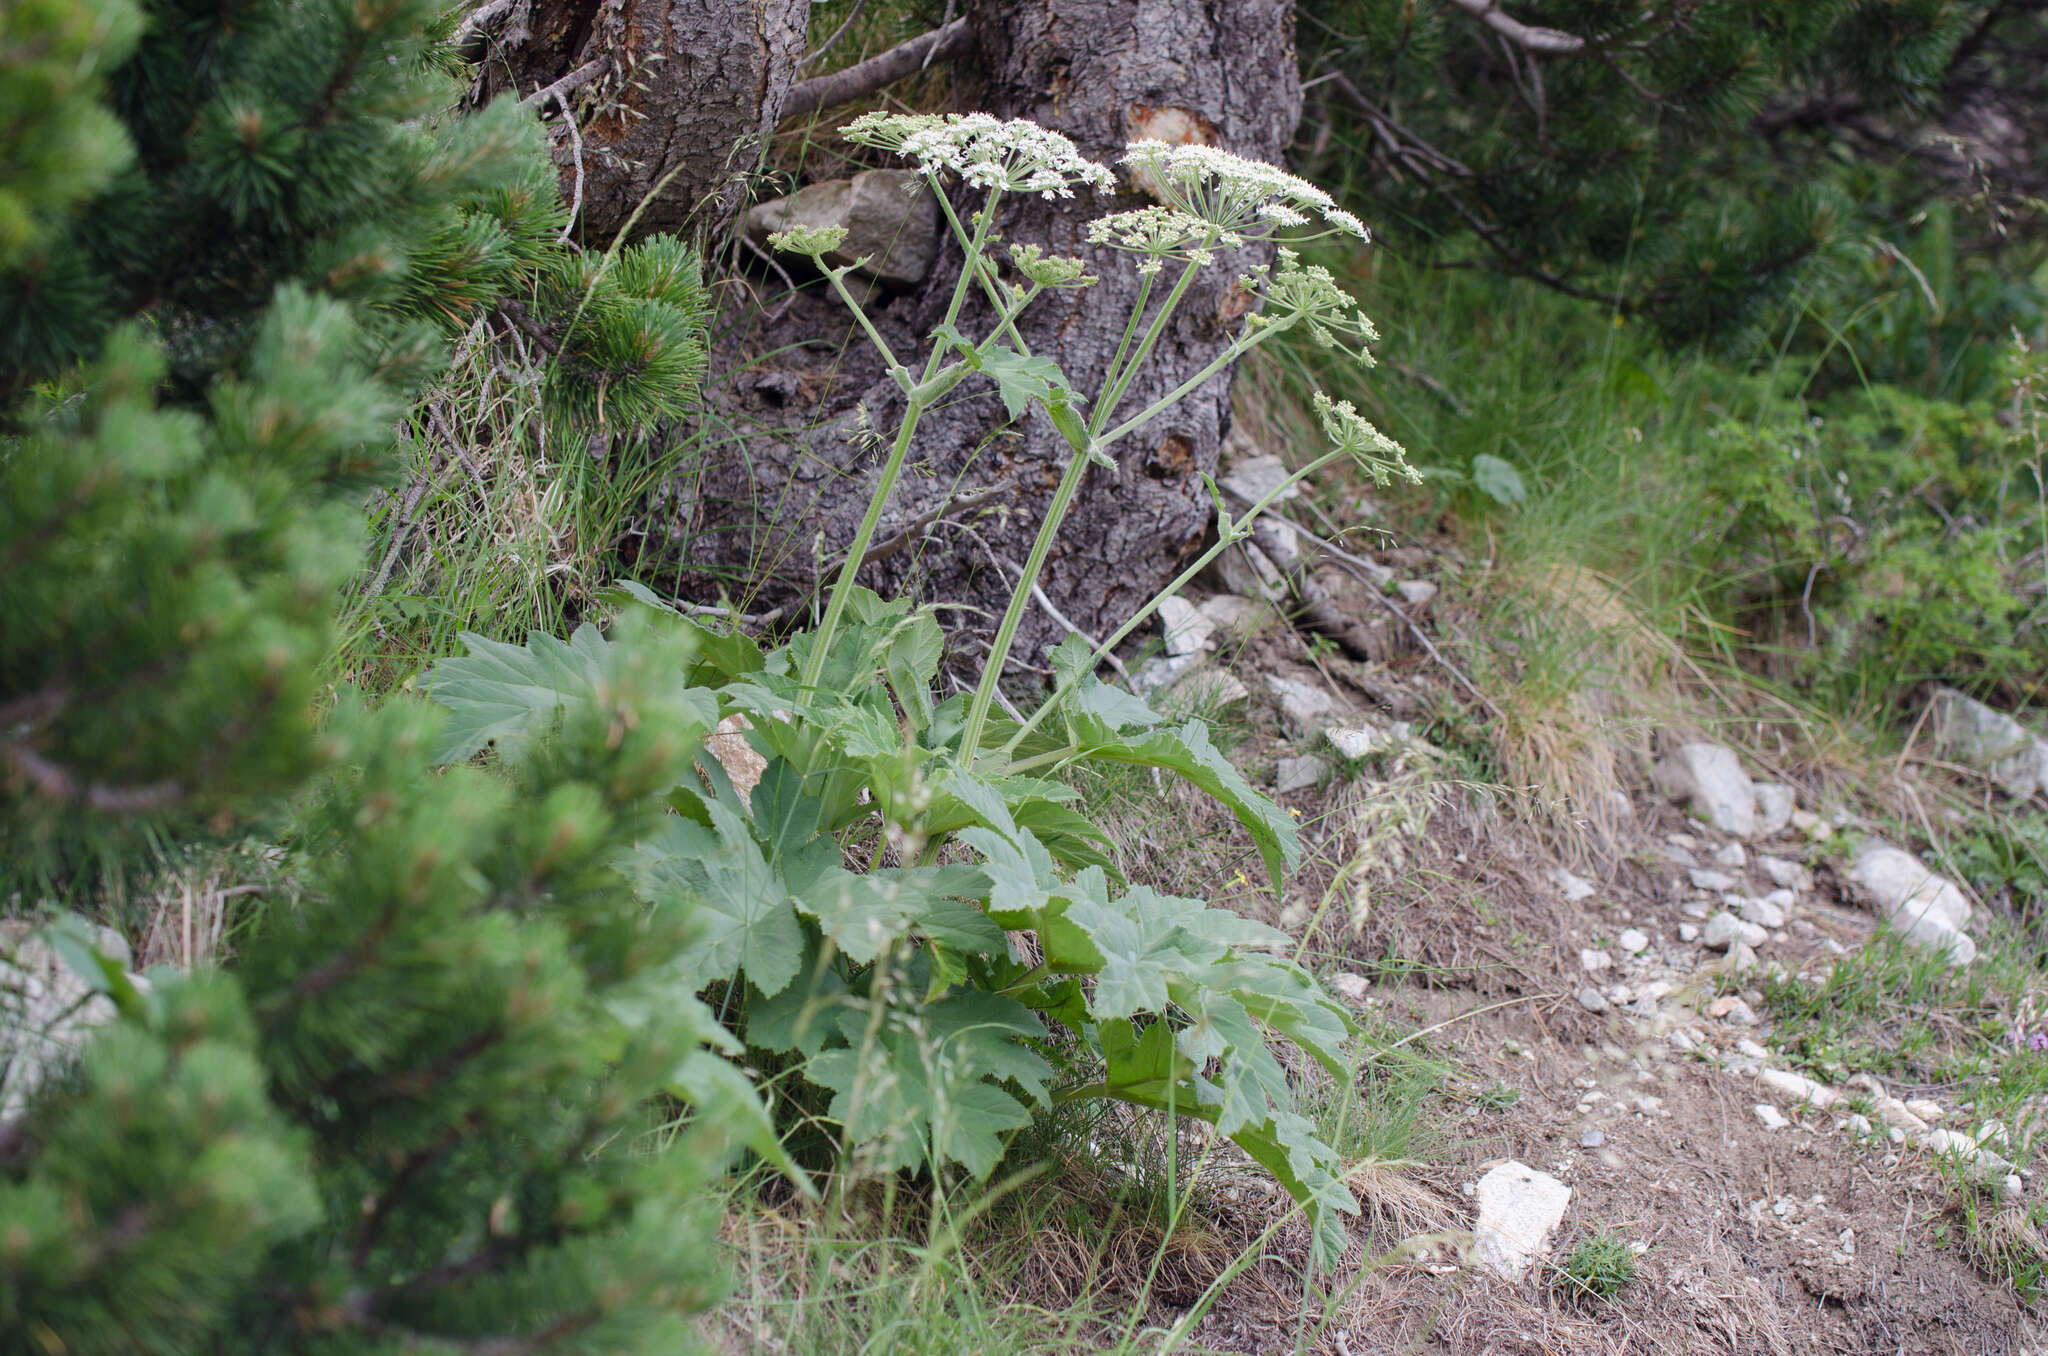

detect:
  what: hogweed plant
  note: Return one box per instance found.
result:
[426,114,1414,1267]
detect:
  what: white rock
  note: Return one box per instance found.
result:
[1978,1119,2010,1150]
[1275,755,1327,796]
[1736,1038,1771,1060]
[1327,723,1403,760]
[1579,948,1614,974]
[1725,942,1760,972]
[1548,868,1598,902]
[1264,674,1334,738]
[1754,1104,1790,1130]
[1,923,144,1128]
[1661,843,1700,869]
[1472,1161,1572,1282]
[1396,579,1438,605]
[1904,1098,1945,1123]
[2005,1174,2026,1201]
[1131,652,1203,695]
[1737,896,1786,929]
[1212,542,1288,601]
[1196,593,1264,640]
[1844,1114,1874,1138]
[1712,842,1748,871]
[1752,783,1796,839]
[1579,1129,1606,1148]
[1922,1128,2015,1176]
[1759,856,1811,892]
[1839,1227,1856,1257]
[1689,868,1739,892]
[1876,1098,1930,1134]
[1678,923,1700,942]
[1330,972,1371,1002]
[1653,743,1757,838]
[1218,453,1303,507]
[1845,840,1976,964]
[1156,595,1215,656]
[1759,1068,1840,1109]
[1708,995,1758,1025]
[1703,911,1768,951]
[1577,987,1611,1013]
[1175,668,1250,707]
[1929,687,2048,800]
[1617,928,1649,955]
[1763,887,1798,911]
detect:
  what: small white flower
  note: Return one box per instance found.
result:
[1121,139,1361,241]
[843,111,1113,199]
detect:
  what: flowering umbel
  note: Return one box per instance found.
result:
[841,111,1114,199]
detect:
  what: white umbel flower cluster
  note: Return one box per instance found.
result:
[1083,206,1239,276]
[841,111,1114,199]
[1122,139,1369,241]
[1314,391,1416,485]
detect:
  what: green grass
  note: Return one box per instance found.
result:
[1553,1230,1638,1300]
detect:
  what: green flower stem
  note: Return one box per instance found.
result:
[822,265,913,391]
[955,438,1097,760]
[999,445,1353,760]
[800,188,1002,691]
[1097,321,1288,451]
[1090,271,1155,422]
[1093,254,1206,433]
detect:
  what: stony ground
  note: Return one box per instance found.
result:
[1104,454,2048,1355]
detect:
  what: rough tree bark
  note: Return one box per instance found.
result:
[666,0,1304,679]
[467,0,808,240]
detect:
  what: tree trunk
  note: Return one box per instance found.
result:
[665,0,1303,679]
[469,0,808,241]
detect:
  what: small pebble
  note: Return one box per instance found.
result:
[1755,1104,1790,1130]
[1678,922,1700,942]
[1577,987,1611,1013]
[1580,1129,1607,1149]
[1617,928,1649,955]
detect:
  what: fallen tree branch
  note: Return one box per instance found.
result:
[3,743,184,813]
[1440,0,1586,55]
[781,18,975,122]
[518,57,606,111]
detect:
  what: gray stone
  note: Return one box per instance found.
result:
[1157,595,1215,656]
[1736,896,1786,929]
[1131,652,1202,695]
[1218,454,1302,508]
[1689,868,1739,893]
[1759,856,1811,892]
[1330,972,1371,1002]
[1703,911,1768,951]
[1579,1129,1607,1149]
[1396,579,1438,606]
[1677,923,1700,943]
[1660,842,1699,869]
[1752,783,1796,838]
[746,169,939,285]
[1577,987,1611,1013]
[1617,928,1649,955]
[1275,755,1327,796]
[1929,687,2048,800]
[1652,742,1756,837]
[1472,1161,1572,1282]
[1579,948,1614,974]
[1759,1068,1838,1109]
[1711,842,1748,871]
[1754,1104,1790,1130]
[1845,840,1976,964]
[1211,542,1288,601]
[1196,593,1264,640]
[1264,673,1333,738]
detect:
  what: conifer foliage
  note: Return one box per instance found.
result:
[2,1,739,1350]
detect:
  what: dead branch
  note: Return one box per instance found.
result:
[780,17,974,122]
[1440,0,1586,56]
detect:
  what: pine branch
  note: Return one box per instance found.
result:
[781,18,975,122]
